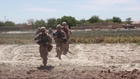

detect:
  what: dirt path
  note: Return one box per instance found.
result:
[0,44,140,79]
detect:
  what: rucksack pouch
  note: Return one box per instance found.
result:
[48,44,53,52]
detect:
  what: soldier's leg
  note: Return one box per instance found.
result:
[39,45,45,66]
[66,39,71,53]
[42,46,48,66]
[67,39,71,54]
[39,46,43,58]
[67,39,70,52]
[55,43,60,57]
[63,40,69,55]
[58,43,65,59]
[66,40,69,52]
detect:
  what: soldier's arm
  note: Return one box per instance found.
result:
[66,26,72,35]
[68,28,72,35]
[34,33,40,40]
[62,31,67,38]
[61,31,67,42]
[36,30,40,35]
[52,31,58,40]
[47,34,52,45]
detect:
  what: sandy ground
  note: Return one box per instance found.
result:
[0,43,140,79]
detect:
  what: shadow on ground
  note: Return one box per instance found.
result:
[37,65,55,70]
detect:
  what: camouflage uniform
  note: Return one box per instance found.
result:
[61,22,72,55]
[34,27,52,66]
[53,24,67,59]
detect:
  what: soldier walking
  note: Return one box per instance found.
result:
[61,22,72,55]
[34,27,53,66]
[53,24,67,59]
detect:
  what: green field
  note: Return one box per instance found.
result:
[0,30,140,44]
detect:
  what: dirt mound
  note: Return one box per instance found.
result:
[0,44,140,79]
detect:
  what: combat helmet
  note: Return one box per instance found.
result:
[40,26,46,32]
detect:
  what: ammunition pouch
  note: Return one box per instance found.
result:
[48,44,53,52]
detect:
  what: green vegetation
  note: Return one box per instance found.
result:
[0,30,140,44]
[1,15,131,29]
[32,16,131,29]
[0,21,15,27]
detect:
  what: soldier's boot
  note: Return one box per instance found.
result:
[59,56,61,60]
[55,53,59,57]
[56,48,59,57]
[43,57,48,66]
[58,52,62,60]
[63,44,68,55]
[63,51,67,55]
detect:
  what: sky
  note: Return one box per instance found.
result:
[0,0,140,24]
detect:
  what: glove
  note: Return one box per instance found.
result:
[53,33,57,37]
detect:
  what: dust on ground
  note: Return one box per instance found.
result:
[0,44,140,79]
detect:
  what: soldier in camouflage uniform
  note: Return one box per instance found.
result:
[53,24,67,59]
[61,22,72,55]
[34,27,52,66]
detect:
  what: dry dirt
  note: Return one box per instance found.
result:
[0,43,140,79]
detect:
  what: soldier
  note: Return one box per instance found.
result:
[53,24,67,59]
[61,22,72,55]
[34,26,53,66]
[36,27,41,35]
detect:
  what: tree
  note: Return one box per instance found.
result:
[34,19,47,28]
[126,17,132,24]
[76,19,87,26]
[5,21,15,26]
[0,21,5,27]
[60,16,77,28]
[112,17,122,23]
[104,18,109,22]
[80,19,86,23]
[76,20,81,26]
[46,18,57,28]
[88,15,100,23]
[56,18,61,24]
